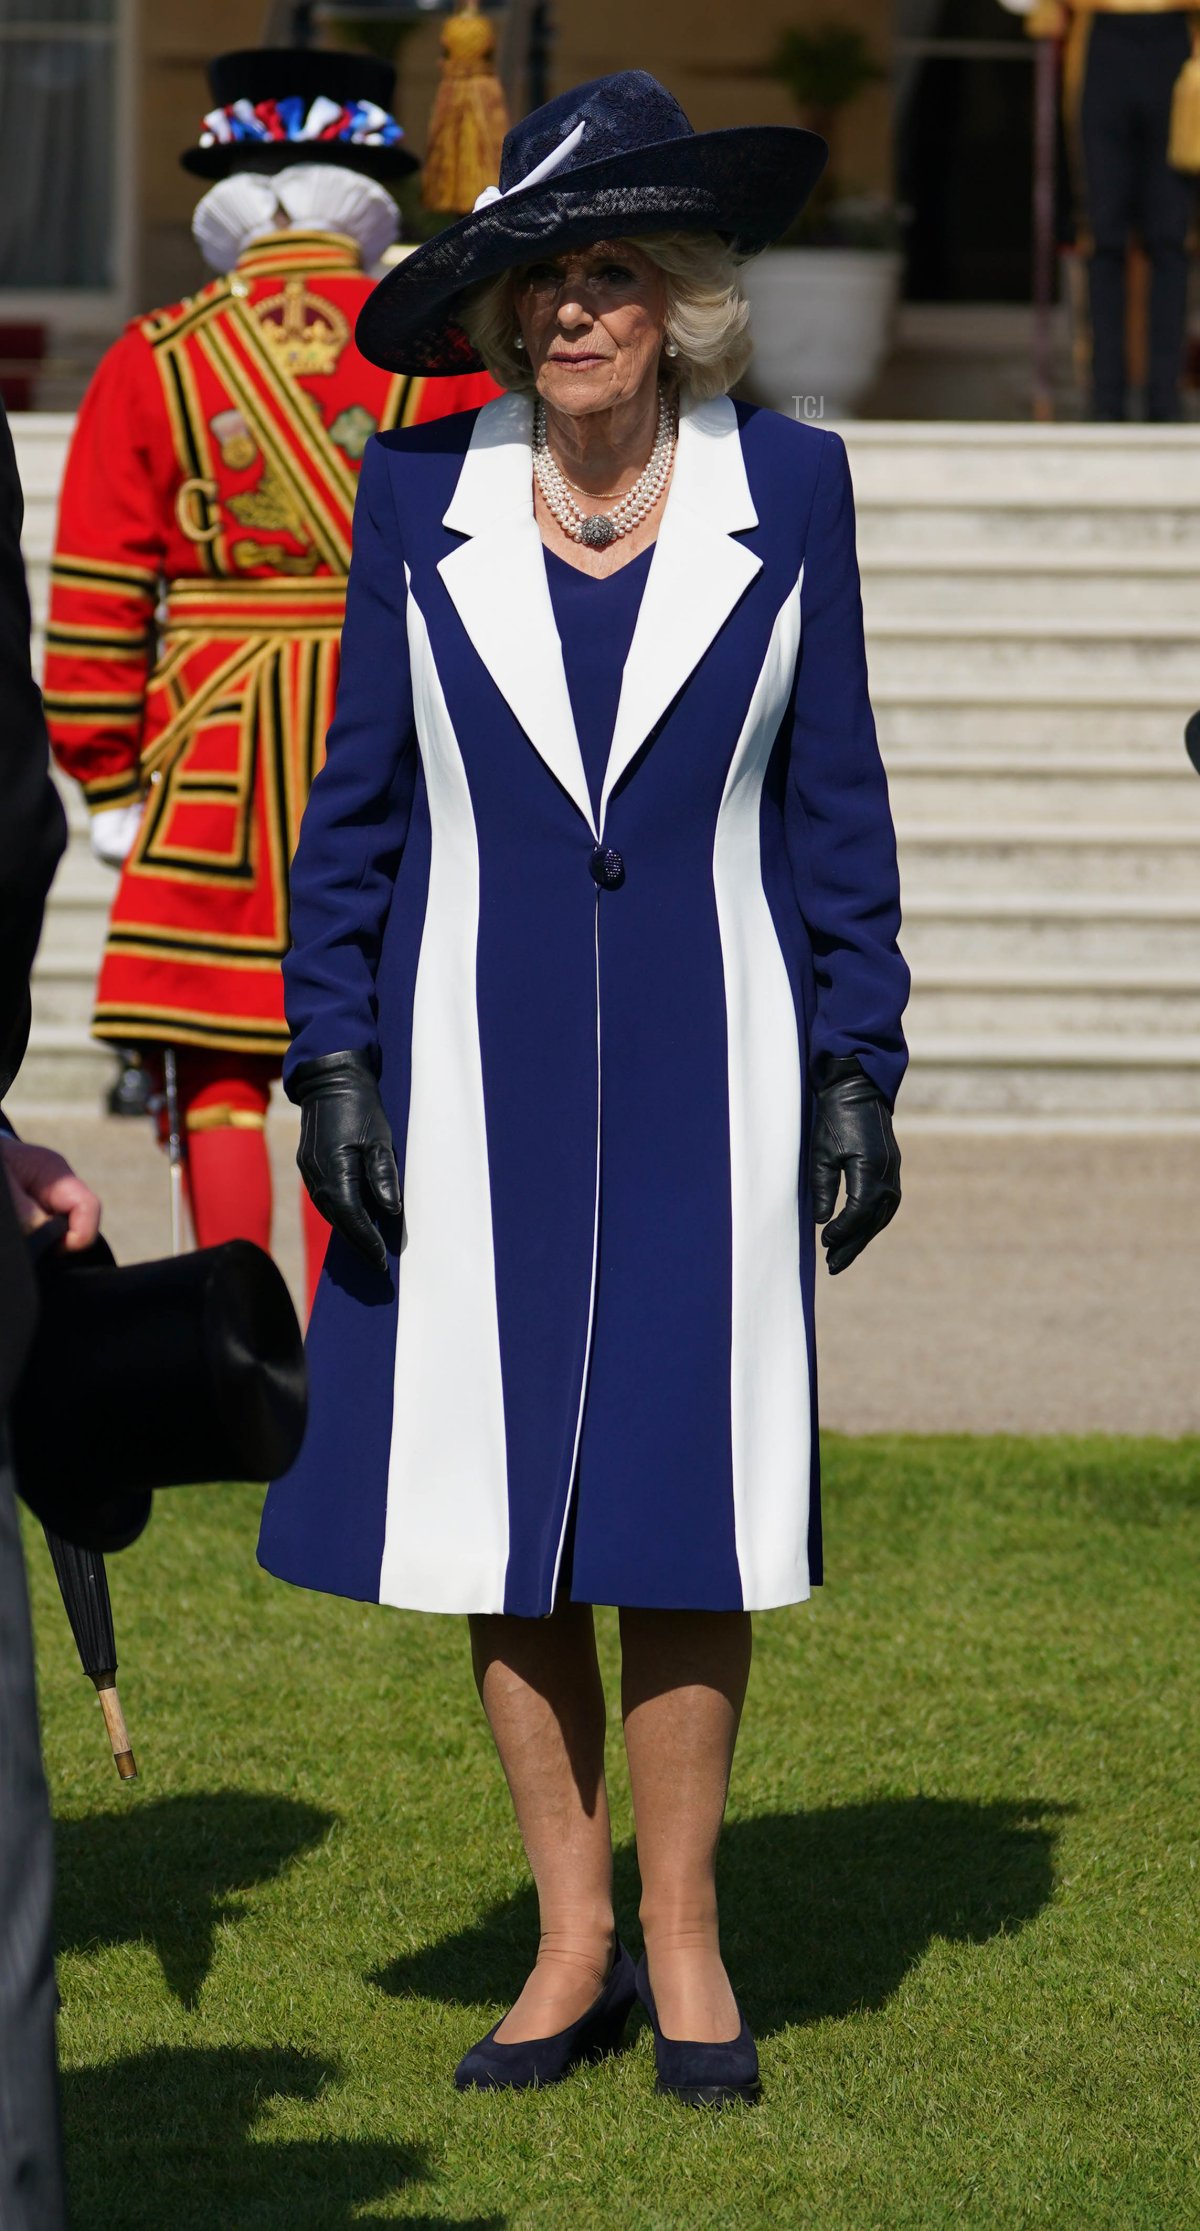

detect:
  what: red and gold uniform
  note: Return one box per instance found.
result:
[45,226,496,1294]
[46,227,494,1051]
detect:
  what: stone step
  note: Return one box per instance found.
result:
[900,1053,1200,1120]
[859,539,1200,573]
[861,566,1200,622]
[888,761,1198,821]
[42,827,108,875]
[13,1029,114,1111]
[59,786,93,839]
[910,980,1200,1036]
[875,675,1197,706]
[909,1028,1200,1064]
[869,620,1200,689]
[839,423,1200,506]
[45,838,109,892]
[11,416,72,496]
[858,507,1200,554]
[35,913,111,967]
[901,892,1200,970]
[896,825,1200,898]
[883,742,1184,771]
[27,956,99,1030]
[875,689,1194,752]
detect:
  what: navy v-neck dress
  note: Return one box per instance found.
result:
[543,540,656,1598]
[543,543,655,822]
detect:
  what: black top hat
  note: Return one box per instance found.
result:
[355,69,827,376]
[11,1232,308,1554]
[182,48,419,182]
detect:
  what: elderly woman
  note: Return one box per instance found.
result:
[258,71,909,2103]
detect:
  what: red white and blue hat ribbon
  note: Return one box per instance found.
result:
[198,94,404,151]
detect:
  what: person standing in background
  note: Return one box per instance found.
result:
[44,47,498,1312]
[1031,1,1198,419]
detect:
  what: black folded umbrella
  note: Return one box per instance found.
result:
[42,1529,137,1780]
[14,1225,306,1780]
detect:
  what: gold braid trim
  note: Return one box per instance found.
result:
[185,1104,267,1135]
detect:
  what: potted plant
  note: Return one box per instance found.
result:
[741,23,904,418]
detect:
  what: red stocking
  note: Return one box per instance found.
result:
[186,1123,273,1252]
[151,1051,274,1253]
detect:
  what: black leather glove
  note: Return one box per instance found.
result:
[811,1054,901,1276]
[288,1051,401,1275]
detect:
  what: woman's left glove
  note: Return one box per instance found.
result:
[811,1054,901,1275]
[288,1051,401,1274]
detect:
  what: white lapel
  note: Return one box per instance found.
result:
[598,390,761,831]
[436,388,761,839]
[438,391,596,834]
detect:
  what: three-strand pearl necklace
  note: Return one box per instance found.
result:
[532,386,677,549]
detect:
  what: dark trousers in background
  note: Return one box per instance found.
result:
[1080,9,1195,419]
[0,1435,65,2230]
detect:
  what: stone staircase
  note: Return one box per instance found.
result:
[11,414,1200,1122]
[847,421,1200,1124]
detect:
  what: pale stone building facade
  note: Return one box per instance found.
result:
[0,0,892,400]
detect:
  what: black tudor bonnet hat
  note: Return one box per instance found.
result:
[182,47,419,181]
[355,69,827,375]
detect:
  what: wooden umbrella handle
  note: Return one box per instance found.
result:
[93,1678,137,1780]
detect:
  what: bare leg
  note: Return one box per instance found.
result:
[469,1602,615,2042]
[620,1608,752,2044]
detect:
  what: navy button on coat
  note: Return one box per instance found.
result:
[257,388,910,1617]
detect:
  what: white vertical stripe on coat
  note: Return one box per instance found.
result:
[378,576,510,1612]
[712,567,813,1611]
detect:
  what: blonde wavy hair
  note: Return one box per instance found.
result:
[457,231,753,402]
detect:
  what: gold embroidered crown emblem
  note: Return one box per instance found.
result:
[253,279,350,377]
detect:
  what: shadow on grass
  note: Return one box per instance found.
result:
[55,1792,334,2006]
[61,2046,503,2230]
[371,1796,1066,2032]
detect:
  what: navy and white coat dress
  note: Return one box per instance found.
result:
[257,386,909,1618]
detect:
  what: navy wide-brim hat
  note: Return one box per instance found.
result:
[181,48,419,182]
[356,70,828,376]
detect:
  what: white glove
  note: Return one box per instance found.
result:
[90,801,144,867]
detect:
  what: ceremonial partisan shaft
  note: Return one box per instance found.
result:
[43,1529,137,1780]
[162,1046,185,1259]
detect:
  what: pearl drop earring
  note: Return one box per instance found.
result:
[513,333,525,351]
[664,339,679,358]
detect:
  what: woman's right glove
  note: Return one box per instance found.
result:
[288,1051,401,1274]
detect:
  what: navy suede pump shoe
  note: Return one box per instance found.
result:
[635,1954,760,2106]
[453,1940,637,2091]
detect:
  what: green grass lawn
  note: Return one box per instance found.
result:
[24,1436,1200,2230]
